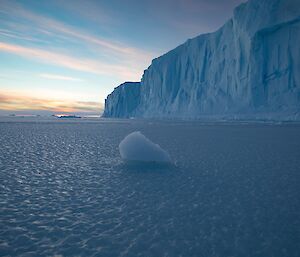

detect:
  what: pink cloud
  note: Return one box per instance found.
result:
[0,42,141,80]
[0,91,103,112]
[0,0,155,65]
[39,73,83,82]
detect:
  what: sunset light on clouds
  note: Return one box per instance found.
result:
[0,89,102,114]
[0,0,243,115]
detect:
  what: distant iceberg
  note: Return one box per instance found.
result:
[119,131,171,163]
[103,0,300,121]
[102,82,140,118]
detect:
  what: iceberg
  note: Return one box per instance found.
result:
[102,82,140,118]
[103,0,300,120]
[119,131,171,163]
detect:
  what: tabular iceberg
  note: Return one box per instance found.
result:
[103,0,300,120]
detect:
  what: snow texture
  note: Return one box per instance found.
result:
[103,0,300,120]
[119,131,171,163]
[1,118,300,256]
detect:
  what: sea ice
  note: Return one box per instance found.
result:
[119,131,171,163]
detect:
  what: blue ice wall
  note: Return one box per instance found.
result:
[104,0,300,120]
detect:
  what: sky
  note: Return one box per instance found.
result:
[0,0,244,115]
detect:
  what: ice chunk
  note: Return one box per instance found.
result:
[119,131,171,163]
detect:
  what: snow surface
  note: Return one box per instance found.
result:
[1,118,300,256]
[103,0,300,120]
[119,131,171,163]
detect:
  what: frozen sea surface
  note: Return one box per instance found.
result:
[0,117,299,257]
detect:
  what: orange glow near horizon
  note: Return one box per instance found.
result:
[0,90,103,113]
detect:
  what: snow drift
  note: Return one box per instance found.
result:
[119,131,171,163]
[103,0,300,120]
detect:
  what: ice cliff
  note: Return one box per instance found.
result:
[102,82,140,118]
[103,0,300,120]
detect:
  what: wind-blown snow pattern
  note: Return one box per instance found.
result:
[103,0,300,120]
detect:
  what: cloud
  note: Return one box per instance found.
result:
[0,42,140,80]
[53,0,116,27]
[0,91,103,113]
[0,28,46,43]
[0,0,155,68]
[39,73,83,82]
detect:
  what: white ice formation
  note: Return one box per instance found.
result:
[119,131,171,163]
[103,0,300,121]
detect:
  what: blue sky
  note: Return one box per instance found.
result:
[0,0,244,115]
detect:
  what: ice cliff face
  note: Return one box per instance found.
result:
[103,0,300,120]
[102,82,140,118]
